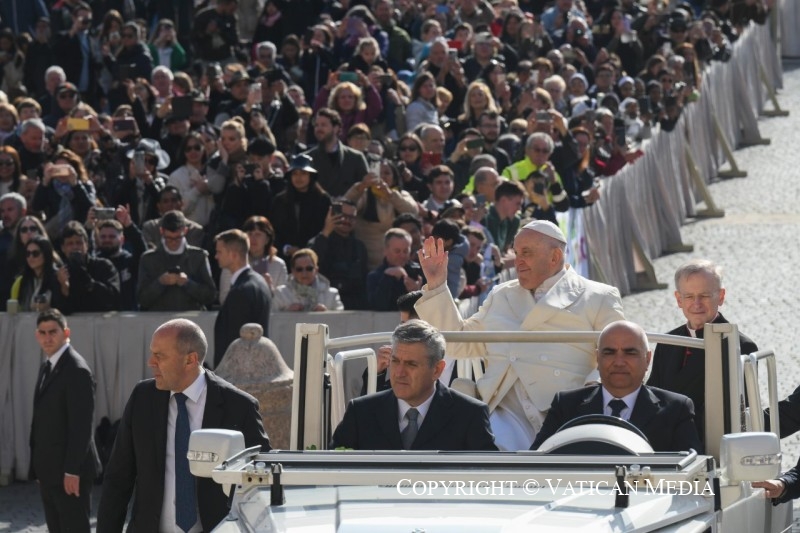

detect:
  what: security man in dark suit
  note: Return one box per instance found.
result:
[647,259,758,438]
[531,320,703,453]
[332,319,497,451]
[97,318,270,532]
[30,308,99,533]
[213,229,271,366]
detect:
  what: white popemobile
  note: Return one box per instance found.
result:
[188,323,793,532]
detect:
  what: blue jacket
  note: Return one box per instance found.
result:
[0,0,48,35]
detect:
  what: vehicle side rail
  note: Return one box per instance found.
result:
[326,331,705,350]
[210,451,707,489]
[742,349,780,434]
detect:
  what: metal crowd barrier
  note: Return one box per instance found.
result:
[578,20,785,294]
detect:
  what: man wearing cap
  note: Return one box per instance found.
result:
[155,111,191,175]
[188,89,215,132]
[42,82,81,128]
[137,210,217,311]
[214,69,253,126]
[416,220,624,450]
[113,139,170,226]
[141,186,207,249]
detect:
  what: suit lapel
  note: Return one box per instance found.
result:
[374,391,403,449]
[629,386,660,432]
[231,269,250,290]
[153,386,170,477]
[202,372,225,429]
[520,268,586,330]
[576,385,604,416]
[413,384,451,449]
[37,346,72,398]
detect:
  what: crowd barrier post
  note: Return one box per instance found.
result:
[630,239,668,291]
[711,115,748,179]
[758,64,790,117]
[684,146,725,218]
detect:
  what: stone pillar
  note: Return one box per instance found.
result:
[214,323,293,449]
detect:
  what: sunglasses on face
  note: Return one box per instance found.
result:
[399,145,418,152]
[59,92,77,99]
[293,265,315,272]
[0,159,14,167]
[26,249,42,258]
[184,144,203,153]
[20,225,39,234]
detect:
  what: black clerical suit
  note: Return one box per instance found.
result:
[331,381,497,451]
[96,371,270,532]
[647,313,758,438]
[530,384,703,453]
[29,345,99,533]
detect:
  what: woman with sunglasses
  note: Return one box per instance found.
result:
[0,145,22,196]
[9,215,47,272]
[9,235,66,312]
[273,248,343,311]
[169,132,214,227]
[394,132,428,200]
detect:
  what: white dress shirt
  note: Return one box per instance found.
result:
[160,369,207,533]
[601,386,641,421]
[397,388,437,432]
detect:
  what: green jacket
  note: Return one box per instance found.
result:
[148,42,188,72]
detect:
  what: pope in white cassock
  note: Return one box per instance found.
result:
[415,220,625,450]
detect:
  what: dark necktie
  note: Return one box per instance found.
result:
[39,361,51,391]
[401,408,420,450]
[174,393,196,532]
[609,398,627,418]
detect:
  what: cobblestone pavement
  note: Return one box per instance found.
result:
[4,62,800,532]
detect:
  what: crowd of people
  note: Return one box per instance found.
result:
[4,0,786,529]
[0,0,772,322]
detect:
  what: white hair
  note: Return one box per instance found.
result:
[152,65,174,81]
[256,41,277,56]
[0,192,27,211]
[20,118,46,136]
[45,66,66,80]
